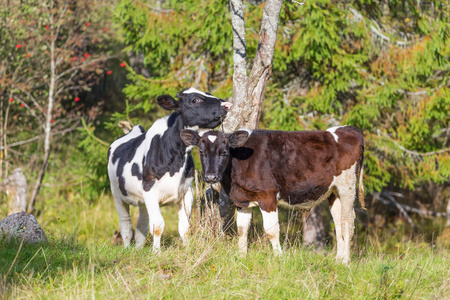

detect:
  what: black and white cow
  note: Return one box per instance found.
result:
[108,88,231,250]
[180,126,364,263]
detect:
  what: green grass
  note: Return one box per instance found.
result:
[1,163,449,299]
[1,191,450,299]
[1,230,449,299]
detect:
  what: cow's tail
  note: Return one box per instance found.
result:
[357,146,366,210]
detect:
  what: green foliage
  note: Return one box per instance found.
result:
[79,0,450,198]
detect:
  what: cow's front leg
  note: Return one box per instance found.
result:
[236,207,252,254]
[261,208,282,255]
[135,205,149,248]
[178,186,194,245]
[144,190,165,252]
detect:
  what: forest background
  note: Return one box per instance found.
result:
[1,0,450,298]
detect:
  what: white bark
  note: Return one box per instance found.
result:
[245,0,284,128]
[223,0,248,132]
[28,4,57,212]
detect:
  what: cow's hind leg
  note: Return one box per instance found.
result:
[144,190,165,252]
[236,207,252,254]
[114,196,133,248]
[339,187,356,264]
[178,186,194,245]
[334,163,358,264]
[329,194,345,262]
[135,205,149,248]
[261,208,282,255]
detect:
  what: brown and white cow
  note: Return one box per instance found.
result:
[180,126,364,263]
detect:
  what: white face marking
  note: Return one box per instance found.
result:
[326,126,346,143]
[182,87,219,99]
[207,135,217,143]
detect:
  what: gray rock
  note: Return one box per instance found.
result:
[0,212,47,244]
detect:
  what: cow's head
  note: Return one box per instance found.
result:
[157,88,232,129]
[180,130,249,183]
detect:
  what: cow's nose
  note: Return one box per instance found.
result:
[221,102,232,110]
[203,174,219,183]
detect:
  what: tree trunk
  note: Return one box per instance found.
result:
[222,0,248,132]
[28,21,56,213]
[224,0,284,132]
[302,203,327,249]
[6,168,27,215]
[219,0,284,231]
[244,0,284,129]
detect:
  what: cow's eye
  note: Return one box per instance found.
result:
[220,151,228,157]
[191,98,202,104]
[199,150,205,157]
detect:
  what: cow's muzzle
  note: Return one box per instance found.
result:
[203,174,221,183]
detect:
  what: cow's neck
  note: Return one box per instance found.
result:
[220,155,234,194]
[160,112,188,155]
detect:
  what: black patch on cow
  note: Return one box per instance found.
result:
[142,112,188,191]
[107,147,111,162]
[184,154,195,178]
[231,147,254,160]
[167,112,178,127]
[112,133,146,196]
[118,176,127,196]
[131,163,143,181]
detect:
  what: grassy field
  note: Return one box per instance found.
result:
[1,191,450,299]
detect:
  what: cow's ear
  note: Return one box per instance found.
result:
[180,129,201,146]
[157,95,180,111]
[228,130,249,148]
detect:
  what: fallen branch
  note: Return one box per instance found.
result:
[375,191,447,220]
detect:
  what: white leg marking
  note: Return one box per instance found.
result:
[135,205,149,248]
[261,209,282,255]
[334,162,358,264]
[236,207,252,254]
[330,197,345,261]
[178,186,194,245]
[144,189,165,252]
[112,188,133,248]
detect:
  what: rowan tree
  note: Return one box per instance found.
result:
[0,0,116,212]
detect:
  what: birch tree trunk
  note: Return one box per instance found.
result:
[224,0,284,132]
[219,0,284,232]
[28,5,57,213]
